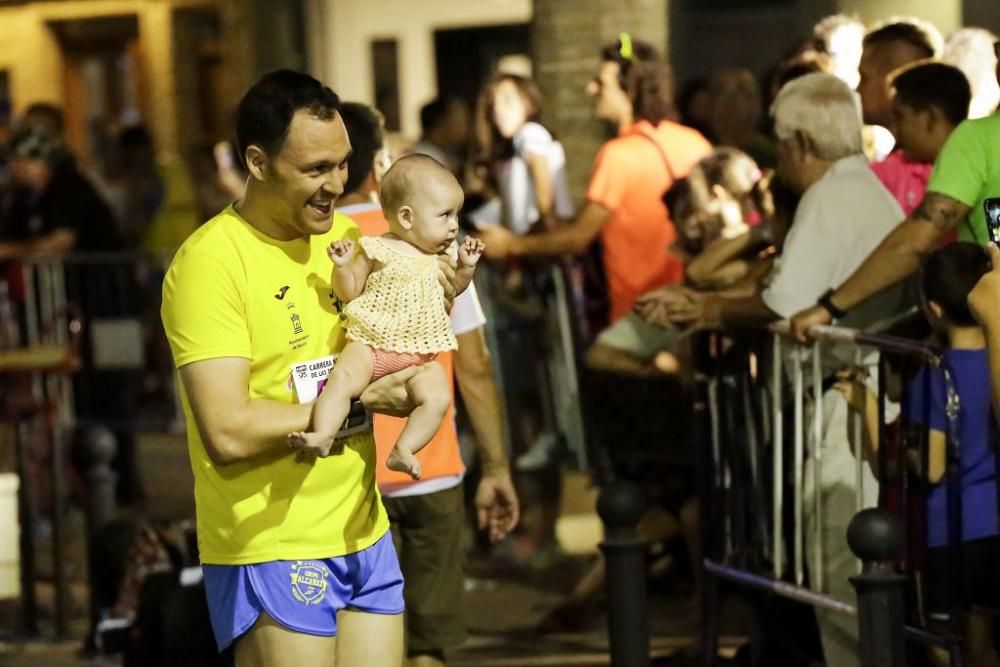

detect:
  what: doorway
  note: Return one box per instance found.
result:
[433,23,530,108]
[50,15,143,168]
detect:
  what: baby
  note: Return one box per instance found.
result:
[288,155,483,479]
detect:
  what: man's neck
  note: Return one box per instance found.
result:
[235,187,302,242]
[617,109,635,134]
[798,157,837,192]
[948,324,986,350]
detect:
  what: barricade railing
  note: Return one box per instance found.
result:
[697,320,971,666]
[0,250,175,638]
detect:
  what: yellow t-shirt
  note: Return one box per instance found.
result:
[161,205,389,565]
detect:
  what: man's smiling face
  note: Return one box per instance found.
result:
[263,109,352,238]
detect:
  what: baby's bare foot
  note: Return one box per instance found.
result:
[386,448,422,480]
[287,431,335,458]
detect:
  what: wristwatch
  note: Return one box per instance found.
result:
[817,288,847,320]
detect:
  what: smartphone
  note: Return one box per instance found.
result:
[984,197,1000,244]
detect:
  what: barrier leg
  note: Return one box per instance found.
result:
[78,426,117,649]
[848,508,907,667]
[598,480,649,667]
[13,421,38,635]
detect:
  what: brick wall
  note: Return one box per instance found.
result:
[531,0,668,200]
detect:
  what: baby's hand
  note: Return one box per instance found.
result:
[458,237,485,268]
[328,239,355,267]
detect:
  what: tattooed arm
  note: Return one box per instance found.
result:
[789,192,970,342]
[832,192,970,309]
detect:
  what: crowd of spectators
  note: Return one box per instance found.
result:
[3,9,1000,666]
[458,14,1000,667]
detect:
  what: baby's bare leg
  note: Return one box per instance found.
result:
[385,361,451,480]
[288,342,374,457]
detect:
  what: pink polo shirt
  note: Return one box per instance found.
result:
[871,150,932,216]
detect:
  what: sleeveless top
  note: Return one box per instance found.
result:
[344,236,458,354]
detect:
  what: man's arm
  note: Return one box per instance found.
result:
[715,293,781,330]
[479,201,609,259]
[179,357,312,466]
[790,192,970,341]
[834,193,969,309]
[454,327,508,473]
[453,326,520,541]
[0,229,77,261]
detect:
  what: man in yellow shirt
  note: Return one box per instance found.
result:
[161,70,412,666]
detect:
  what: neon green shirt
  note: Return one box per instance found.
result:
[926,113,1000,245]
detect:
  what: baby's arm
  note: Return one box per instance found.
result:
[329,239,373,302]
[454,237,485,295]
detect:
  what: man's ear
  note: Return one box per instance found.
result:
[397,205,414,231]
[927,299,944,321]
[244,145,269,182]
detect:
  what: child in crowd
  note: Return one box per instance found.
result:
[874,61,971,218]
[288,155,484,480]
[836,243,1000,666]
[596,148,775,374]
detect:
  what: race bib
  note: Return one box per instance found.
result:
[290,355,336,403]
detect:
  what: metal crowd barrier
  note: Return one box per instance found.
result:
[0,251,176,638]
[697,321,972,667]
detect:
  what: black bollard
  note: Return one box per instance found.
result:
[598,480,650,667]
[77,425,117,650]
[848,508,906,667]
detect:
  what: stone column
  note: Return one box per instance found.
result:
[531,0,668,199]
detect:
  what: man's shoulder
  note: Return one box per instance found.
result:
[801,157,900,222]
[170,208,244,264]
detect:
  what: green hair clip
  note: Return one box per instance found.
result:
[619,32,633,60]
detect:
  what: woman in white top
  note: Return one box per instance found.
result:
[476,73,575,234]
[472,73,586,482]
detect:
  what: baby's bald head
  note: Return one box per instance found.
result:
[380,153,464,253]
[380,154,459,220]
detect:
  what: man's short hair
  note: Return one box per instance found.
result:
[863,17,944,59]
[890,61,971,127]
[772,72,862,161]
[920,242,991,326]
[339,102,385,197]
[419,98,449,136]
[235,70,341,167]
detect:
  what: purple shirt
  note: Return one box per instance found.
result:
[905,348,998,547]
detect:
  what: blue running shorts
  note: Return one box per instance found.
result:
[202,531,404,651]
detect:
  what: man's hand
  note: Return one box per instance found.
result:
[970,243,1000,330]
[475,468,520,542]
[789,305,832,343]
[328,239,356,267]
[476,224,515,260]
[634,285,703,328]
[359,365,421,417]
[458,236,485,268]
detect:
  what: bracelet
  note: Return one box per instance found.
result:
[817,288,847,319]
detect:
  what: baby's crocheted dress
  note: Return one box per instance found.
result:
[343,236,458,354]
